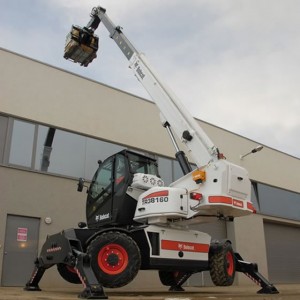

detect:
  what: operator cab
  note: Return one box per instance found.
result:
[80,150,160,229]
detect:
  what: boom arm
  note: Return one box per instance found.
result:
[64,4,255,231]
[84,7,219,168]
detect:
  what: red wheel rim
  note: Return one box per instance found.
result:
[226,251,234,276]
[98,243,129,275]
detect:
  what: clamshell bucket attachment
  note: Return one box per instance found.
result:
[64,25,99,67]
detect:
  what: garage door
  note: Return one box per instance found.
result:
[264,221,300,283]
[187,220,227,287]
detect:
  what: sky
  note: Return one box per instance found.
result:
[1,0,299,158]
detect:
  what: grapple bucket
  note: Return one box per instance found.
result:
[64,25,99,67]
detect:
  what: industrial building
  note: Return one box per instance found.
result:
[1,47,300,289]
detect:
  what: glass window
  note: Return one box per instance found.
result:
[250,182,260,211]
[127,148,156,160]
[35,126,126,179]
[257,183,300,221]
[48,129,86,178]
[9,120,35,168]
[157,156,195,185]
[157,156,173,186]
[0,115,8,163]
[35,126,85,178]
[128,152,158,176]
[173,160,183,181]
[114,154,130,197]
[84,138,124,180]
[89,158,113,200]
[35,126,56,172]
[87,157,113,223]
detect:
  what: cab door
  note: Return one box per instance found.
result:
[86,153,131,227]
[86,156,114,227]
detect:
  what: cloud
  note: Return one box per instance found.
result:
[1,0,299,158]
[148,1,300,157]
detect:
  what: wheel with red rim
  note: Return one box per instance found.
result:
[209,241,235,286]
[98,243,128,275]
[226,251,234,277]
[87,231,141,288]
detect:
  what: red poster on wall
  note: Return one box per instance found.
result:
[17,227,28,242]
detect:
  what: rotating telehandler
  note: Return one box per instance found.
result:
[25,6,278,299]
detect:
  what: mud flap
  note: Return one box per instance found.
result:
[234,252,279,294]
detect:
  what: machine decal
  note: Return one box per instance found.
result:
[233,199,244,208]
[208,196,232,204]
[95,213,110,222]
[161,240,209,253]
[142,190,169,205]
[46,246,62,253]
[209,196,247,209]
[134,62,146,80]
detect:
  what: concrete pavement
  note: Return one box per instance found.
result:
[0,285,299,300]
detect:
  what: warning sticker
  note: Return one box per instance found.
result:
[17,227,28,242]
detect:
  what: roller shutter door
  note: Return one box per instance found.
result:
[264,221,300,283]
[187,220,227,286]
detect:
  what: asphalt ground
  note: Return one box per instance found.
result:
[0,285,300,300]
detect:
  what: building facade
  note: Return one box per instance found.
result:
[1,48,300,289]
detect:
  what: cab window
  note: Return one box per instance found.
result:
[89,157,113,200]
[128,153,158,176]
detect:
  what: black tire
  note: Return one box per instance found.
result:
[87,231,141,288]
[158,270,189,287]
[57,263,81,284]
[209,241,235,286]
[159,271,178,286]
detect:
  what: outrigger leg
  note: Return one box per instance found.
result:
[24,258,47,291]
[24,230,107,299]
[169,272,194,292]
[234,253,279,294]
[74,249,107,299]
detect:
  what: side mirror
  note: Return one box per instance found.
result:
[77,177,85,192]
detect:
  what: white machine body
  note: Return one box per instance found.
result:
[144,224,211,262]
[134,159,254,225]
[75,7,256,226]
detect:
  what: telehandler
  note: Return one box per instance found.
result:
[25,5,278,299]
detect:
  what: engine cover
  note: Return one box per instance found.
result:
[134,187,188,224]
[131,173,164,190]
